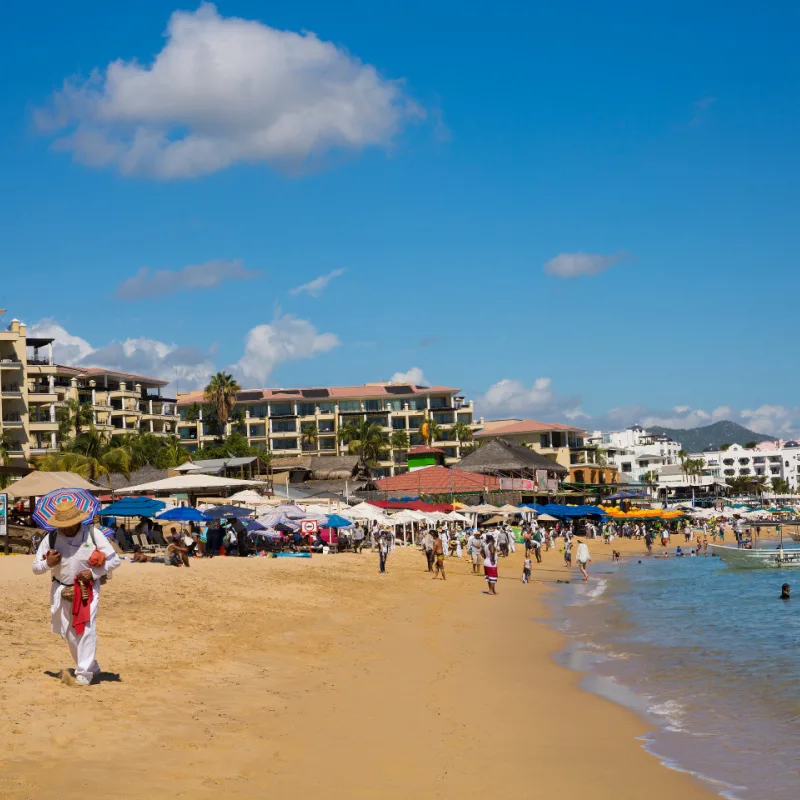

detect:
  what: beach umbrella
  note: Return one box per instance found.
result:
[227,489,273,506]
[257,511,300,531]
[243,518,267,532]
[271,504,308,519]
[156,507,211,522]
[100,496,166,518]
[320,513,353,529]
[33,487,100,531]
[203,504,254,520]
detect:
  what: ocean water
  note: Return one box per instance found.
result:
[547,553,800,799]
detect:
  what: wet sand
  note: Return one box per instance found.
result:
[0,538,718,799]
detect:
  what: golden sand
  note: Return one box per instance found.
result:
[0,538,717,799]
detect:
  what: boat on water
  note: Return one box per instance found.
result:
[709,544,800,569]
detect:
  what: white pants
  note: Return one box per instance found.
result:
[63,624,99,681]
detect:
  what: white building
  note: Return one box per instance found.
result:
[694,441,800,490]
[587,425,682,484]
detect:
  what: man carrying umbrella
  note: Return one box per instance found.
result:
[32,498,120,686]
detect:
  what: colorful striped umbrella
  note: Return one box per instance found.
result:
[33,487,100,532]
[257,511,301,531]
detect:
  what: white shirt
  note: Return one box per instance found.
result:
[33,525,121,635]
[576,542,591,564]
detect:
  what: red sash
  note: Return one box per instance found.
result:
[72,579,93,635]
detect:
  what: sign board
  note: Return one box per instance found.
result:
[499,478,535,491]
[0,493,7,539]
[300,519,319,535]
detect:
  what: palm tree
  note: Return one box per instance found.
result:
[0,429,14,490]
[57,398,93,440]
[53,426,132,486]
[420,417,442,445]
[184,402,202,423]
[641,470,659,496]
[390,429,410,451]
[162,435,191,468]
[338,419,389,473]
[301,422,319,451]
[677,449,689,481]
[204,372,241,432]
[451,421,473,446]
[771,477,791,495]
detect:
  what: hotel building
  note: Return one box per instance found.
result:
[0,314,178,466]
[176,382,479,477]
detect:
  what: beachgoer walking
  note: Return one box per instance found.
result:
[432,532,446,580]
[564,536,572,567]
[532,529,543,563]
[467,530,483,574]
[353,524,364,554]
[522,556,532,584]
[33,500,121,686]
[483,536,498,595]
[497,526,509,558]
[508,525,516,554]
[378,533,389,573]
[422,530,435,572]
[575,538,591,582]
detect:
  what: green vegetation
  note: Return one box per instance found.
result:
[390,429,410,450]
[204,371,241,429]
[450,421,473,445]
[338,418,389,472]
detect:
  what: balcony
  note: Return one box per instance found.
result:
[1,416,23,427]
[0,358,22,369]
[29,420,58,431]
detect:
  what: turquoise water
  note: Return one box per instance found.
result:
[549,553,800,798]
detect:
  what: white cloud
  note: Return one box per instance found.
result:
[391,367,428,386]
[476,377,582,420]
[290,268,345,297]
[116,259,259,300]
[543,251,626,279]
[232,313,340,386]
[27,319,94,364]
[37,3,419,179]
[28,319,215,391]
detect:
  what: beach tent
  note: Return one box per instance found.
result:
[6,471,100,499]
[348,502,388,521]
[115,474,263,495]
[445,511,469,522]
[227,489,273,506]
[536,514,558,522]
[498,504,521,515]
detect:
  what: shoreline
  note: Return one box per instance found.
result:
[0,540,719,799]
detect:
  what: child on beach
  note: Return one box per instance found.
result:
[522,556,532,584]
[563,537,572,567]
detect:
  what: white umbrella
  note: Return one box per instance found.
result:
[445,511,469,522]
[228,489,273,505]
[115,474,262,495]
[348,502,388,521]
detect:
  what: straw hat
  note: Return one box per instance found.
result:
[46,499,89,529]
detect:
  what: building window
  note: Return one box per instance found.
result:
[270,402,294,417]
[271,419,297,433]
[740,468,750,475]
[410,433,423,446]
[457,413,472,425]
[339,400,361,413]
[318,419,334,433]
[319,437,336,451]
[366,413,389,427]
[738,458,750,465]
[297,402,315,417]
[392,417,407,430]
[724,469,735,476]
[429,396,448,409]
[621,463,632,473]
[271,438,297,450]
[540,434,549,448]
[178,428,196,440]
[318,402,336,414]
[364,399,382,412]
[249,424,266,438]
[433,412,454,425]
[249,405,267,419]
[387,399,405,411]
[408,416,424,430]
[407,398,427,411]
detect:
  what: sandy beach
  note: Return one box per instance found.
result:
[0,539,718,800]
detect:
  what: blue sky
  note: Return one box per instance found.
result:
[2,1,800,435]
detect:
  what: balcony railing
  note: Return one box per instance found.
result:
[26,358,54,366]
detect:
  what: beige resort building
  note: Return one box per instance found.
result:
[1,315,177,465]
[177,382,479,477]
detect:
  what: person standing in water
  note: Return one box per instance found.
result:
[575,538,591,582]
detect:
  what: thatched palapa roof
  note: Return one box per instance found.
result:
[109,466,169,491]
[457,438,568,476]
[271,455,360,481]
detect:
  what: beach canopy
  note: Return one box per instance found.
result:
[115,474,263,495]
[470,504,501,514]
[7,471,99,499]
[100,496,166,518]
[257,511,301,531]
[227,489,273,505]
[203,504,254,520]
[33,487,100,531]
[157,507,211,522]
[601,506,683,519]
[445,511,469,522]
[537,513,559,522]
[271,504,308,519]
[348,502,388,521]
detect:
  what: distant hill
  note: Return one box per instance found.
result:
[647,421,773,452]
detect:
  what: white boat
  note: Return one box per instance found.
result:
[710,544,800,569]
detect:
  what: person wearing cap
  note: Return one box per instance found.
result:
[32,499,120,686]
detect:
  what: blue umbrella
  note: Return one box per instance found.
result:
[157,507,211,522]
[100,496,166,517]
[243,518,267,532]
[320,513,353,529]
[204,504,254,520]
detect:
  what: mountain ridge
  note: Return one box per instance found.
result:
[647,420,773,452]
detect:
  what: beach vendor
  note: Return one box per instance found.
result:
[32,499,121,686]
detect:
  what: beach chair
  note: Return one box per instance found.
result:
[134,534,156,553]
